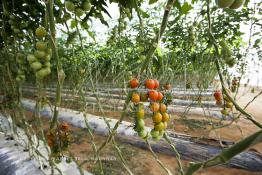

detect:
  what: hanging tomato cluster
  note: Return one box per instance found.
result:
[15,53,26,82]
[65,1,92,18]
[46,122,72,162]
[27,27,52,81]
[214,90,233,116]
[129,78,172,141]
[7,14,28,38]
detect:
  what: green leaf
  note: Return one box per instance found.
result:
[181,2,193,14]
[149,0,158,5]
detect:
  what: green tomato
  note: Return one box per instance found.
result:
[215,0,234,8]
[36,41,47,51]
[75,8,84,17]
[30,61,42,71]
[36,68,51,80]
[150,129,159,138]
[35,27,47,38]
[136,119,145,131]
[13,28,20,33]
[82,1,92,11]
[27,54,37,63]
[44,55,51,62]
[154,122,164,131]
[16,53,24,59]
[44,62,51,68]
[229,0,245,9]
[65,1,75,12]
[138,129,148,139]
[34,50,46,59]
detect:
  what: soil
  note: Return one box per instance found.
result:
[21,85,262,175]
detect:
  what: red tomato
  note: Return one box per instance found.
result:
[157,92,163,101]
[145,79,155,89]
[149,90,158,101]
[214,90,222,101]
[154,79,159,89]
[130,78,139,88]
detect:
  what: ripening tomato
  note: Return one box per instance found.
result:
[145,79,155,89]
[150,102,159,112]
[131,93,140,103]
[164,83,171,90]
[213,90,222,101]
[130,78,139,88]
[149,90,158,101]
[136,109,145,119]
[157,92,163,101]
[220,109,229,115]
[159,103,167,113]
[162,112,170,122]
[154,79,159,89]
[60,122,70,131]
[226,102,233,109]
[36,41,47,51]
[152,112,162,123]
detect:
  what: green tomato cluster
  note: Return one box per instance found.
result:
[27,27,51,81]
[220,40,236,67]
[7,14,28,38]
[65,1,92,18]
[15,53,26,82]
[216,0,245,9]
[133,103,149,139]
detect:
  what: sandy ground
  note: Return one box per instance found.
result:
[21,85,262,174]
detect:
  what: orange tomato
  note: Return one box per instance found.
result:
[162,112,170,122]
[152,112,162,123]
[145,79,155,89]
[150,102,160,112]
[159,103,167,113]
[149,90,158,101]
[154,79,159,89]
[157,92,163,101]
[131,93,140,103]
[130,78,139,88]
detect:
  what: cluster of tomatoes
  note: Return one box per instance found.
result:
[214,90,233,116]
[65,1,92,18]
[46,122,72,162]
[130,78,172,141]
[15,52,27,82]
[7,14,28,38]
[27,27,52,81]
[231,77,240,93]
[216,0,245,9]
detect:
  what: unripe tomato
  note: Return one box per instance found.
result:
[149,90,158,101]
[130,78,139,88]
[131,93,140,103]
[159,103,167,113]
[34,50,46,59]
[157,92,163,101]
[145,79,155,89]
[136,119,145,130]
[136,109,144,119]
[35,27,47,38]
[36,41,47,51]
[150,102,159,112]
[162,112,170,122]
[36,68,50,80]
[45,62,51,68]
[152,112,162,123]
[154,122,164,131]
[163,122,168,129]
[229,0,245,9]
[138,129,147,138]
[30,62,42,71]
[65,1,75,12]
[83,1,92,11]
[154,79,159,89]
[75,8,84,17]
[13,28,20,33]
[215,0,234,8]
[27,54,36,63]
[226,102,233,109]
[44,55,51,62]
[220,109,229,116]
[213,90,222,101]
[150,129,159,138]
